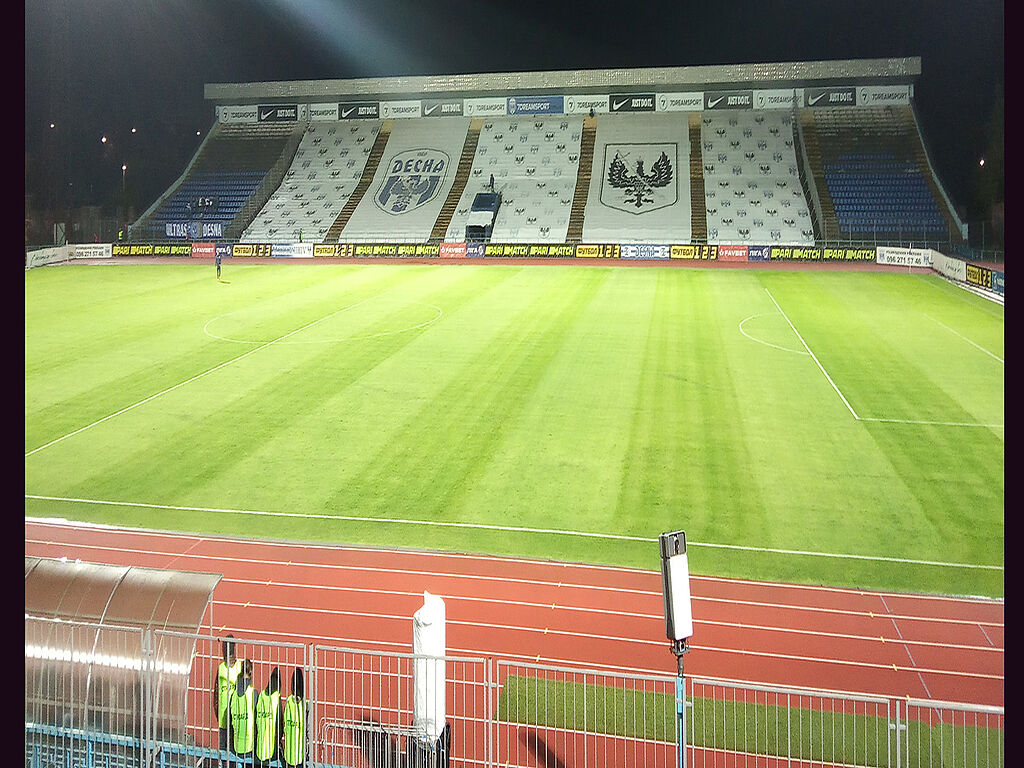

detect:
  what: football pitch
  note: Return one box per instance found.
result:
[24,262,1004,598]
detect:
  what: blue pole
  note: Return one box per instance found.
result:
[676,652,686,768]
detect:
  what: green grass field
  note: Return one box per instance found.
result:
[24,262,1004,597]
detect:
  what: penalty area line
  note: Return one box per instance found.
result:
[25,495,1003,571]
[764,288,860,420]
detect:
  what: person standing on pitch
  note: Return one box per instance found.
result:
[214,635,242,765]
[281,668,307,767]
[230,659,256,763]
[254,667,282,767]
[216,247,222,280]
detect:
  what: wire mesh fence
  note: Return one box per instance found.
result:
[495,660,678,768]
[25,618,1005,768]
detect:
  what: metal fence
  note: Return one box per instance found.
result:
[25,620,1004,768]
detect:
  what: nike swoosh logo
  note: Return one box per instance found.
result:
[260,109,275,120]
[341,107,356,118]
[424,104,440,116]
[808,93,825,106]
[707,97,725,108]
[612,99,629,111]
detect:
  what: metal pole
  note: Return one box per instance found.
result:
[676,644,688,768]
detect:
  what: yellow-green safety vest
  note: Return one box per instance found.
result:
[255,688,281,761]
[282,695,306,766]
[217,660,242,728]
[230,684,255,754]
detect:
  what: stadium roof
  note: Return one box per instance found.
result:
[205,57,921,104]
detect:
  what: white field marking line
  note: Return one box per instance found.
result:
[764,287,860,419]
[24,497,1003,571]
[24,518,655,575]
[26,522,1006,615]
[926,314,1003,363]
[25,293,384,458]
[921,274,1005,317]
[738,312,809,355]
[202,300,443,345]
[27,517,1007,602]
[857,416,1004,428]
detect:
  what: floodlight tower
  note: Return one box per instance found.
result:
[660,531,694,768]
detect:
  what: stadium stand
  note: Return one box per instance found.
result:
[582,113,693,243]
[338,117,470,242]
[242,120,380,243]
[135,122,303,241]
[803,106,960,243]
[444,116,584,242]
[701,110,815,245]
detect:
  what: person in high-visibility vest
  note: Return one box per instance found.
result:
[230,659,255,760]
[213,635,242,763]
[281,667,307,767]
[254,667,281,767]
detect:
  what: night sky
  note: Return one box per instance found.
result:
[24,0,1003,222]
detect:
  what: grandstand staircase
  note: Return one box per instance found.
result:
[324,120,393,242]
[429,119,483,241]
[688,113,707,243]
[224,125,306,241]
[565,115,597,242]
[798,111,840,241]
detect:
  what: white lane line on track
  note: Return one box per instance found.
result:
[979,624,995,647]
[25,294,384,458]
[764,287,860,420]
[215,589,1001,655]
[25,497,1004,571]
[27,517,1009,595]
[206,601,1004,681]
[25,537,1005,629]
[25,536,1007,630]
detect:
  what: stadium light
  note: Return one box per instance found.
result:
[660,531,693,768]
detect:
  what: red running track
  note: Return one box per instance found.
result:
[24,520,1003,709]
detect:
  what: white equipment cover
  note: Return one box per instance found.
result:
[343,117,470,242]
[412,591,446,743]
[582,113,692,243]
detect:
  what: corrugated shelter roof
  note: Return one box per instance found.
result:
[25,557,222,740]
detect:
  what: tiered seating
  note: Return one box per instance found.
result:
[242,121,379,242]
[153,172,263,228]
[340,117,470,242]
[814,107,948,240]
[143,124,298,240]
[581,112,692,243]
[701,111,814,245]
[444,117,583,242]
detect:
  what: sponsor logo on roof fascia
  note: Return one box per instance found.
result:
[658,92,704,111]
[339,101,380,119]
[506,95,564,115]
[704,91,753,110]
[804,87,856,107]
[258,104,299,122]
[609,93,656,112]
[421,98,464,117]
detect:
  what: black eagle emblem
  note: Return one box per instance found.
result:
[607,151,673,208]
